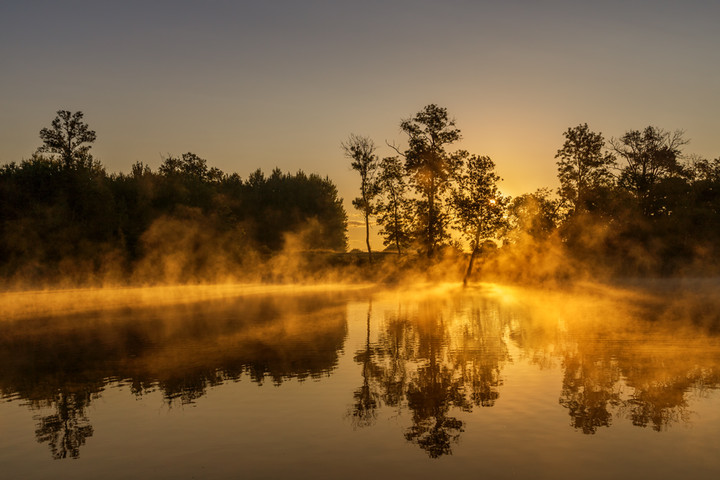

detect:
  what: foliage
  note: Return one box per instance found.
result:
[342,134,379,259]
[451,154,507,248]
[506,188,561,242]
[5,107,720,283]
[37,110,97,168]
[397,104,462,257]
[450,154,508,284]
[610,126,688,216]
[373,156,413,254]
[0,112,348,285]
[237,168,348,252]
[555,123,615,214]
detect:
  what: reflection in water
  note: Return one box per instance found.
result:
[34,392,95,459]
[0,290,353,459]
[349,300,380,428]
[559,354,621,433]
[511,283,720,434]
[558,342,720,433]
[346,283,720,456]
[349,291,511,457]
[1,282,720,464]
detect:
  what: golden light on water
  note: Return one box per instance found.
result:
[2,280,720,473]
[0,283,376,320]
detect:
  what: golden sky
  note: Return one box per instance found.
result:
[2,1,719,249]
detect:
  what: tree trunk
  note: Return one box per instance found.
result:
[463,231,482,287]
[427,178,436,258]
[393,195,402,255]
[365,210,373,264]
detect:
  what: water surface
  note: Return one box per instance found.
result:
[1,282,719,479]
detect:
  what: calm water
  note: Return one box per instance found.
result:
[1,282,720,479]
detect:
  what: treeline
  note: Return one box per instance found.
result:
[548,124,720,276]
[0,111,347,286]
[345,105,720,280]
[3,107,719,287]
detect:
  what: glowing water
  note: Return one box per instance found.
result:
[1,282,719,478]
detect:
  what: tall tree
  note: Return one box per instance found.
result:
[37,110,97,168]
[610,126,688,216]
[555,123,615,214]
[395,104,462,257]
[451,154,507,286]
[342,134,378,261]
[374,156,412,254]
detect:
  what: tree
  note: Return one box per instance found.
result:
[691,156,720,183]
[374,156,413,254]
[395,104,462,257]
[507,188,561,242]
[37,110,97,168]
[342,134,378,261]
[158,152,223,182]
[610,126,688,216]
[239,168,348,252]
[451,154,507,286]
[555,123,615,214]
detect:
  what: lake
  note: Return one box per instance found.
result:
[1,282,719,479]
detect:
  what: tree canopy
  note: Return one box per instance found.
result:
[0,112,348,285]
[37,110,97,167]
[398,104,463,257]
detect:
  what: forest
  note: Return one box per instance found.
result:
[1,107,719,287]
[0,111,347,286]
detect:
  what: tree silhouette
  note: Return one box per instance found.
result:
[451,154,507,285]
[37,110,97,168]
[342,134,379,262]
[374,156,413,255]
[555,123,616,214]
[611,126,688,216]
[506,188,561,242]
[394,104,462,257]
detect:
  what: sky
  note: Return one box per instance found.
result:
[2,0,719,249]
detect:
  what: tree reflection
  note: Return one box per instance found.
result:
[349,285,720,455]
[0,291,353,459]
[34,391,95,459]
[348,291,511,457]
[559,355,621,434]
[3,284,720,461]
[349,301,381,428]
[620,356,710,431]
[557,348,715,434]
[404,356,467,458]
[522,287,720,435]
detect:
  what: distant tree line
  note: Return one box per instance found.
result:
[0,110,347,285]
[345,105,720,280]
